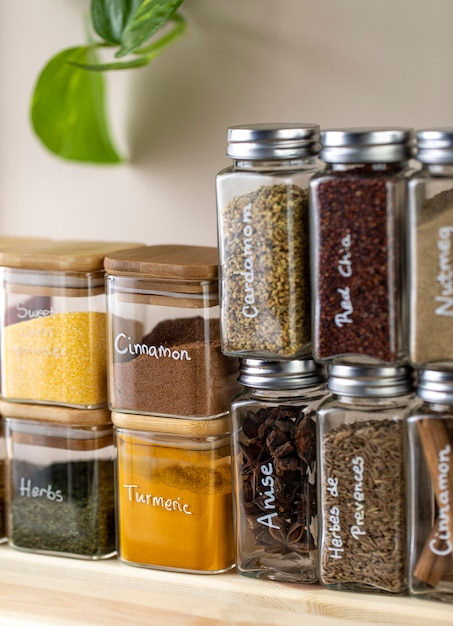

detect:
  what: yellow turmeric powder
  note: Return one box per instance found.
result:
[3,311,107,407]
[115,429,235,573]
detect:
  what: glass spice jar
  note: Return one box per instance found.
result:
[408,129,453,368]
[317,363,418,594]
[0,417,5,543]
[113,411,234,574]
[2,401,115,559]
[230,358,328,582]
[406,367,453,604]
[215,122,322,360]
[309,127,414,365]
[0,239,141,409]
[104,245,240,419]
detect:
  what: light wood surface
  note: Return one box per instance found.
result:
[0,546,452,626]
[0,239,144,272]
[103,245,219,280]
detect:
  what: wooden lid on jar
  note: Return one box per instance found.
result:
[104,245,218,281]
[0,239,144,272]
[111,411,229,436]
[0,400,111,426]
[1,401,112,450]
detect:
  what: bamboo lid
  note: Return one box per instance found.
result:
[111,411,230,436]
[0,236,49,249]
[0,400,111,426]
[104,245,219,280]
[0,239,143,272]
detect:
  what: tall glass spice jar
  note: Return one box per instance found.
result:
[317,364,418,594]
[216,122,322,359]
[310,127,414,365]
[2,401,115,559]
[0,239,141,408]
[104,245,240,418]
[230,358,328,582]
[113,411,234,573]
[406,367,453,603]
[0,418,5,543]
[408,129,453,367]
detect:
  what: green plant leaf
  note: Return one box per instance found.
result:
[91,0,143,44]
[72,14,187,71]
[70,54,151,71]
[30,46,122,163]
[117,0,184,57]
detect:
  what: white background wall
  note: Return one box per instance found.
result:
[1,0,452,248]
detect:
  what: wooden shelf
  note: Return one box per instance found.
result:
[0,546,452,625]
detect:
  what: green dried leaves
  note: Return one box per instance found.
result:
[30,0,187,164]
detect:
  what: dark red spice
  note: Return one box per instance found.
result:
[312,171,402,363]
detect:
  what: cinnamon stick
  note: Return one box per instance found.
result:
[414,418,453,586]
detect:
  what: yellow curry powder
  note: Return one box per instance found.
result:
[116,431,235,572]
[3,311,107,407]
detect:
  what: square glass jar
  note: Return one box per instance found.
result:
[2,401,115,559]
[0,240,142,408]
[0,417,5,543]
[113,411,234,574]
[104,245,240,418]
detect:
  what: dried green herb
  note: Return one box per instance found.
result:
[0,460,5,540]
[221,183,311,357]
[10,459,115,558]
[320,418,406,593]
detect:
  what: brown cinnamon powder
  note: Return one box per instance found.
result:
[111,317,239,417]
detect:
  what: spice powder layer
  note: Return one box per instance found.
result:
[3,311,107,407]
[116,433,234,572]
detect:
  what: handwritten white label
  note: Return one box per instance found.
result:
[350,456,366,540]
[429,444,452,557]
[114,333,191,361]
[19,477,64,502]
[334,233,354,328]
[123,484,192,515]
[16,302,55,320]
[240,202,258,319]
[256,462,280,529]
[435,226,453,316]
[325,476,344,559]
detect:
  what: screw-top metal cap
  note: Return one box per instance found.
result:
[238,358,326,390]
[415,128,453,164]
[327,364,414,397]
[226,123,320,160]
[417,367,453,404]
[319,127,414,163]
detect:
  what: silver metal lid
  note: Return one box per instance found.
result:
[415,128,453,164]
[417,367,453,404]
[327,364,414,397]
[320,127,414,163]
[238,358,326,389]
[226,123,320,160]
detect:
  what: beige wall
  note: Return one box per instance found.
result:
[0,0,452,247]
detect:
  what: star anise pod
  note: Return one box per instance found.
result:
[294,411,316,468]
[239,441,270,500]
[265,519,310,556]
